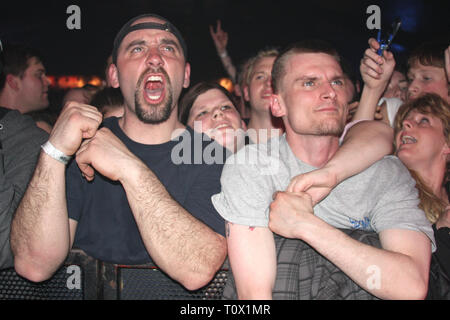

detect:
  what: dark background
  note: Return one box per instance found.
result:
[1,0,449,86]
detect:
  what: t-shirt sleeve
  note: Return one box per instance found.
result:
[65,158,85,222]
[182,161,227,237]
[369,157,436,251]
[212,146,275,227]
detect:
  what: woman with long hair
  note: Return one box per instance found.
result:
[393,93,450,298]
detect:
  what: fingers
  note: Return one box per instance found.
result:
[49,102,103,156]
[75,139,95,181]
[287,175,311,194]
[368,37,380,51]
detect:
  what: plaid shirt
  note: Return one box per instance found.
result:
[222,229,380,300]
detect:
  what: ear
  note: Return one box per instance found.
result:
[183,62,191,88]
[243,85,250,102]
[240,119,247,131]
[444,141,450,156]
[108,63,120,88]
[6,74,20,91]
[270,94,286,118]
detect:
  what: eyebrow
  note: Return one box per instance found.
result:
[123,38,181,53]
[296,76,319,81]
[124,39,146,52]
[160,38,181,52]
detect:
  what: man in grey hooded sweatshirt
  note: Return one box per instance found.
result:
[0,42,49,269]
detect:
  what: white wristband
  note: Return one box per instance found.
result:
[41,141,72,165]
[219,50,228,58]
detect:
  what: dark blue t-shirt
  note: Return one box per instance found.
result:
[66,117,226,264]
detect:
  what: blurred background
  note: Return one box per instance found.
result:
[1,0,449,110]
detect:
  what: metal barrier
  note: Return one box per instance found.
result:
[0,250,228,300]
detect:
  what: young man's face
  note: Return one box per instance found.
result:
[188,88,245,152]
[110,17,190,124]
[17,57,50,112]
[244,56,276,114]
[384,70,408,101]
[272,52,349,137]
[407,62,449,103]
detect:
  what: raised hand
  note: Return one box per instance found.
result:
[75,127,141,182]
[209,20,228,55]
[360,38,396,90]
[48,101,103,156]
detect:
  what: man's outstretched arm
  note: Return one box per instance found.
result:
[11,102,102,282]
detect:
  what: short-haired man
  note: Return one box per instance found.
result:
[0,42,49,269]
[212,40,434,299]
[0,44,50,114]
[11,14,227,290]
[242,48,284,143]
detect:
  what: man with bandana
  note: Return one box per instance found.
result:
[10,14,227,290]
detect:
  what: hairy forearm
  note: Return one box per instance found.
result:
[298,218,429,299]
[11,152,71,281]
[122,161,227,290]
[330,120,393,183]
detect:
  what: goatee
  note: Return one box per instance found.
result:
[134,67,174,124]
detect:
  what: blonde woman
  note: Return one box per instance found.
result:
[393,93,450,298]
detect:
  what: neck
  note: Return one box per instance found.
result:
[286,133,340,168]
[247,110,283,143]
[119,107,185,145]
[413,160,447,201]
[0,91,25,113]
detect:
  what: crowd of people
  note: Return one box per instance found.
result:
[0,12,449,300]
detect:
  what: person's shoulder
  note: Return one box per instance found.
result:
[101,116,118,129]
[373,155,407,171]
[362,155,412,183]
[2,109,49,141]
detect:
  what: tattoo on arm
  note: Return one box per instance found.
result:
[226,222,232,238]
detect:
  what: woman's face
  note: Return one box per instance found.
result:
[187,89,246,152]
[396,109,449,171]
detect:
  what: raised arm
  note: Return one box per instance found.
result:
[0,113,48,269]
[352,38,396,122]
[10,102,102,282]
[75,128,227,290]
[209,20,237,82]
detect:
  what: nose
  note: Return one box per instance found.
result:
[43,75,50,88]
[212,107,224,120]
[402,118,414,129]
[407,79,419,97]
[321,81,337,101]
[145,47,164,69]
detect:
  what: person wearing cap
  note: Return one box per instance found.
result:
[10,14,227,290]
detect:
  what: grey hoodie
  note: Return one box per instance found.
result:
[0,108,48,269]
